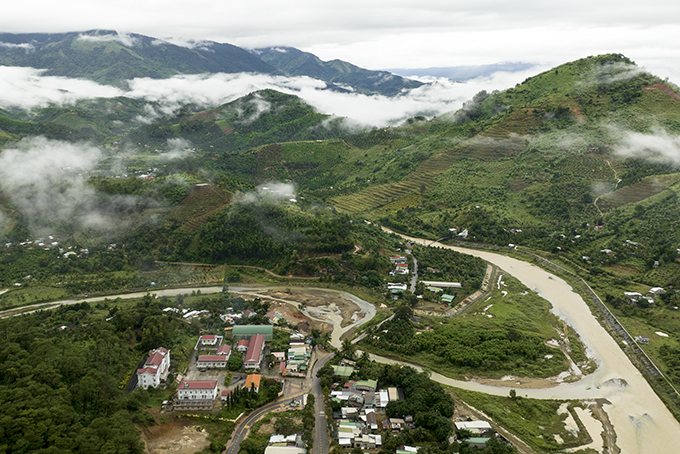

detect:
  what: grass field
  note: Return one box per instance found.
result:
[451,388,596,453]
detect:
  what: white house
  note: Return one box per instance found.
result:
[196,355,227,369]
[177,380,218,401]
[136,347,170,389]
[198,334,222,347]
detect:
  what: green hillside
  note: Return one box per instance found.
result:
[125,89,345,158]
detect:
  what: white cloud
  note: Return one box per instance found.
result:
[613,127,680,165]
[0,66,123,110]
[237,181,297,204]
[0,41,34,51]
[151,37,213,51]
[0,137,150,235]
[158,138,193,160]
[77,31,139,47]
[0,62,550,127]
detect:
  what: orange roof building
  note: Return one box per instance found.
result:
[244,374,262,392]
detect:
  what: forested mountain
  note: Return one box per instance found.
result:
[0,31,277,84]
[252,46,423,95]
[126,89,345,155]
[0,31,422,95]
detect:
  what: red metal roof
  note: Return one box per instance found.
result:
[197,355,226,362]
[201,334,216,340]
[217,344,231,355]
[245,334,265,363]
[178,380,217,390]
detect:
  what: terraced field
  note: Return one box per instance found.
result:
[330,110,541,214]
[168,184,232,232]
[601,173,680,207]
[451,108,540,160]
[330,148,460,213]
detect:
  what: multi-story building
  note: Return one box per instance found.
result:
[136,347,170,389]
[175,380,218,410]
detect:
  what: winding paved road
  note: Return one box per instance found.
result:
[7,238,680,453]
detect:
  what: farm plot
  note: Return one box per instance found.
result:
[601,173,680,207]
[168,184,232,232]
[330,149,460,213]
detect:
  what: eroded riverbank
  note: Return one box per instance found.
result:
[385,230,680,454]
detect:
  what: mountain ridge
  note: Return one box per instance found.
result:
[0,30,422,96]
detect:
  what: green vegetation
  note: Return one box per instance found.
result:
[0,295,184,454]
[452,389,595,453]
[361,274,582,379]
[4,51,680,452]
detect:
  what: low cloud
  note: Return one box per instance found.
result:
[158,138,193,160]
[0,64,547,127]
[0,66,123,110]
[151,37,214,51]
[0,42,34,51]
[613,126,680,165]
[236,181,297,204]
[77,32,139,47]
[0,137,148,235]
[225,92,272,125]
[578,62,646,88]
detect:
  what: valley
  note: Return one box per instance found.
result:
[2,48,680,454]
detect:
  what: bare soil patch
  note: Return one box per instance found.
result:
[472,375,559,390]
[258,288,361,328]
[141,417,209,454]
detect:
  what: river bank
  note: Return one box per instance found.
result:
[384,229,680,454]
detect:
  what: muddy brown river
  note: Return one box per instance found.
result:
[384,231,680,454]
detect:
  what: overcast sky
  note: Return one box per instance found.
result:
[3,1,680,80]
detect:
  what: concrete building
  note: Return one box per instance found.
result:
[136,347,170,389]
[175,380,218,410]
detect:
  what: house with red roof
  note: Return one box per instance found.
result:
[196,355,228,369]
[175,380,218,410]
[244,334,265,371]
[217,344,232,359]
[220,389,233,402]
[198,334,224,347]
[236,339,249,352]
[136,347,170,389]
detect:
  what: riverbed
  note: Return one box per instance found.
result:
[386,230,680,454]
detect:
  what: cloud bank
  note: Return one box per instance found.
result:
[0,137,150,235]
[0,64,546,127]
[613,127,680,165]
[0,66,123,110]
